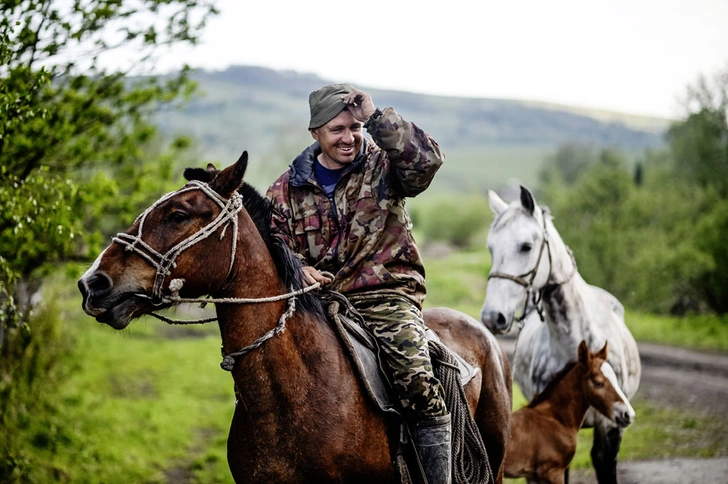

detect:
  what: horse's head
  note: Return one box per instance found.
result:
[480,186,551,333]
[78,152,249,329]
[579,340,635,428]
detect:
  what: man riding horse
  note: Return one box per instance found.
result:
[266,83,450,483]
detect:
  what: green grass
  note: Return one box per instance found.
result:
[5,244,727,482]
[2,279,236,483]
[625,310,728,352]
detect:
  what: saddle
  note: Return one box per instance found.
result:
[323,292,479,414]
[322,291,492,484]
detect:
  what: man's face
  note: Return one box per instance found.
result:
[311,109,363,169]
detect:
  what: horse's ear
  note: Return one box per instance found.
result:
[488,190,508,216]
[211,151,248,198]
[597,341,609,360]
[520,186,535,216]
[578,340,589,365]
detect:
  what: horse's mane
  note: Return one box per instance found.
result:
[183,168,324,318]
[527,360,580,408]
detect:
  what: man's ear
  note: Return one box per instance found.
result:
[310,128,319,141]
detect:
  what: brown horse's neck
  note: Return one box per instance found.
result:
[212,219,292,360]
[533,365,591,430]
[209,216,357,416]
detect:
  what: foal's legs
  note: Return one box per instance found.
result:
[591,421,623,484]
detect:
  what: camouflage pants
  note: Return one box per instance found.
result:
[349,295,447,418]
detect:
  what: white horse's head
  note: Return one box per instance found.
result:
[480,186,552,334]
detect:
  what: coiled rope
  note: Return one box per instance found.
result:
[429,340,494,484]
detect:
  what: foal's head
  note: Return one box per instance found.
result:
[78,152,252,329]
[577,340,635,428]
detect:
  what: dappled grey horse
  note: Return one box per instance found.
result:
[480,186,641,484]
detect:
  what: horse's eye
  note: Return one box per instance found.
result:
[592,380,605,389]
[167,211,189,224]
[520,243,532,253]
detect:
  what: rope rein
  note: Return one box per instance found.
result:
[143,282,322,372]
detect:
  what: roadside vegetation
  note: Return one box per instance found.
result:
[2,1,727,482]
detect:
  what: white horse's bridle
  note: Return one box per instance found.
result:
[112,180,243,303]
[487,208,576,323]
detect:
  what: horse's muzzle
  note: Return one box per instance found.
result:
[480,308,512,334]
[78,272,113,306]
[613,403,635,428]
[78,272,136,329]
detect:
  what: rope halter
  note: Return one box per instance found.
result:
[112,180,243,303]
[109,180,331,371]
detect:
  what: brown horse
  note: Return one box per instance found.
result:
[504,341,634,484]
[77,152,513,483]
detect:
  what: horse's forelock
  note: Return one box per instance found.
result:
[492,203,551,234]
[491,206,523,231]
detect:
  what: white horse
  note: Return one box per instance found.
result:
[480,186,640,484]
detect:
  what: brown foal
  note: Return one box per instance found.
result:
[504,340,634,484]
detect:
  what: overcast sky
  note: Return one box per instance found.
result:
[136,0,727,119]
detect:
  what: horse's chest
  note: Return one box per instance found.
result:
[514,325,575,397]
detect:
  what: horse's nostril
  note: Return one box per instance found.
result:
[82,272,113,296]
[78,279,86,297]
[496,312,506,326]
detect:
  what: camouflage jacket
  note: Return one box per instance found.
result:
[265,107,444,307]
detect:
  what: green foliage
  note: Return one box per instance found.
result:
[410,194,491,248]
[667,67,728,196]
[540,148,715,314]
[0,281,75,482]
[1,0,217,327]
[694,200,728,313]
[538,142,597,186]
[539,69,728,316]
[0,1,219,479]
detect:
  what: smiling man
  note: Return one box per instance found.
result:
[266,83,450,482]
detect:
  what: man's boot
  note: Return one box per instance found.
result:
[410,413,452,484]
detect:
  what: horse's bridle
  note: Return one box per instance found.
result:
[112,180,244,303]
[109,179,322,371]
[487,209,576,323]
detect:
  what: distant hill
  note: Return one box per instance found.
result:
[154,65,669,193]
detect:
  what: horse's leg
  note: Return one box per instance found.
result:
[473,344,512,483]
[564,466,569,484]
[542,467,567,484]
[591,420,623,484]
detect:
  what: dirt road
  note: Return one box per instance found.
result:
[498,337,728,484]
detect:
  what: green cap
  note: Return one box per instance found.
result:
[308,83,355,129]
